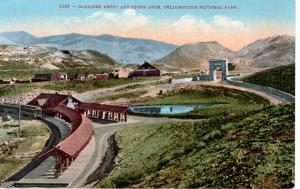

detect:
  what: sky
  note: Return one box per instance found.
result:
[0,0,295,51]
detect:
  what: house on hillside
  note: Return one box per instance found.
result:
[111,68,131,78]
[95,73,109,80]
[130,62,160,77]
[53,72,68,81]
[32,74,53,82]
[75,74,86,81]
[32,72,68,82]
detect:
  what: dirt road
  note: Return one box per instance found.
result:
[191,81,288,105]
[74,80,166,102]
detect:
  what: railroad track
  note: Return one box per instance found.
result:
[4,116,70,182]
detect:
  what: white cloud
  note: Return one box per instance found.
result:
[212,15,244,31]
[84,10,149,31]
[102,12,119,21]
[173,15,213,33]
[87,11,102,19]
[64,16,81,24]
[122,9,137,16]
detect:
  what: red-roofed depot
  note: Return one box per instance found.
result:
[27,93,128,122]
[27,93,128,173]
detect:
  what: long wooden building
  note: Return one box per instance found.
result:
[25,93,128,173]
[27,93,128,122]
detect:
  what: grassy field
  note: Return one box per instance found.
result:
[0,158,28,181]
[97,90,148,103]
[0,78,159,97]
[0,61,47,80]
[242,64,295,95]
[133,86,269,119]
[39,78,155,93]
[0,121,49,181]
[0,60,112,80]
[97,104,294,188]
[0,83,37,97]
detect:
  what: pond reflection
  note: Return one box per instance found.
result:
[130,104,215,115]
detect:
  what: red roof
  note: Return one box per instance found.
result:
[79,102,128,113]
[27,93,127,113]
[43,106,93,158]
[55,115,93,158]
[27,93,69,109]
[50,106,82,131]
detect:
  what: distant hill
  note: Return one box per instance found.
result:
[0,31,177,65]
[236,35,295,68]
[153,41,235,72]
[242,64,295,95]
[0,31,37,45]
[0,45,118,70]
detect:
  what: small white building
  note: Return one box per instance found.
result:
[112,68,131,78]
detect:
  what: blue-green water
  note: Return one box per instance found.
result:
[130,104,214,115]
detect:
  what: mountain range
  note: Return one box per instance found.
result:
[0,31,177,65]
[0,31,295,74]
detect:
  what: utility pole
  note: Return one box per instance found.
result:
[18,103,21,133]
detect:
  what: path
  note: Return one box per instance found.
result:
[178,81,288,105]
[74,79,168,102]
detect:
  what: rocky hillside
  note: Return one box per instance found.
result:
[236,35,295,68]
[0,31,177,65]
[153,35,294,73]
[153,41,235,72]
[0,45,118,69]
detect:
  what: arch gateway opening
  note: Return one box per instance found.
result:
[209,59,229,81]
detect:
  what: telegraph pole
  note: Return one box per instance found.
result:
[18,103,21,133]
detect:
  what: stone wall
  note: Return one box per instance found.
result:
[199,75,210,81]
[226,79,295,102]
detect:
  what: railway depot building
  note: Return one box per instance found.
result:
[27,93,128,122]
[0,93,128,178]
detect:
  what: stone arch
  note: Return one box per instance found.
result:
[209,59,229,81]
